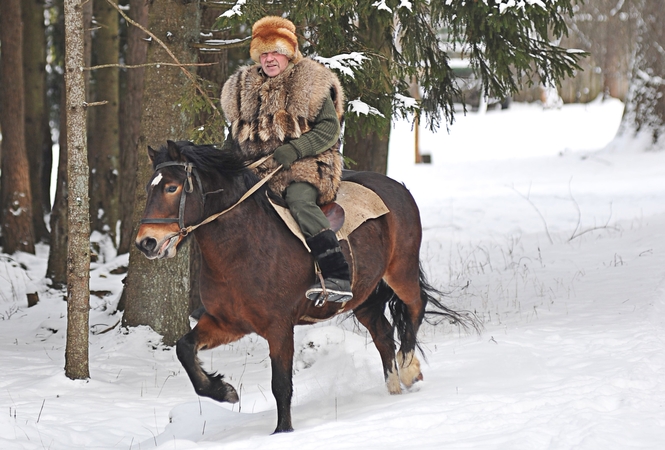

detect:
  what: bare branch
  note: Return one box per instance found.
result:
[104,0,219,114]
[192,36,251,51]
[510,184,554,245]
[85,62,217,71]
[83,100,108,107]
[567,178,582,241]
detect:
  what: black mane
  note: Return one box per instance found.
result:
[155,141,252,175]
[154,140,278,214]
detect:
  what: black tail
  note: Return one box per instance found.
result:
[416,265,481,333]
[357,265,481,358]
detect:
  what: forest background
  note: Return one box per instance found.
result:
[0,0,664,376]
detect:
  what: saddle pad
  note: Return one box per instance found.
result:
[269,181,390,250]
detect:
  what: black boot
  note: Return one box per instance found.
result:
[305,229,353,305]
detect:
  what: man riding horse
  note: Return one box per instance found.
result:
[220,16,352,304]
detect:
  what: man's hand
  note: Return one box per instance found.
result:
[273,144,300,169]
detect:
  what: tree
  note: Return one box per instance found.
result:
[47,87,70,289]
[562,0,636,103]
[0,0,36,255]
[46,0,70,288]
[120,0,202,346]
[89,0,121,244]
[117,0,149,254]
[23,0,53,243]
[622,0,665,146]
[215,0,583,173]
[47,0,92,288]
[64,0,91,380]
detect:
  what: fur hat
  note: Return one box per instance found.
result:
[250,16,302,63]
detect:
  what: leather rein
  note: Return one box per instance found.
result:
[140,155,281,241]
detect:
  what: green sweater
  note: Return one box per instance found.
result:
[283,94,340,159]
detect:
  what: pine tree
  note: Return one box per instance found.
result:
[63,0,91,381]
[120,0,202,346]
[89,0,121,244]
[0,0,37,255]
[211,0,583,172]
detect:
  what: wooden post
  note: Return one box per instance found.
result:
[409,77,422,163]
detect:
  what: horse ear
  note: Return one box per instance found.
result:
[147,146,157,163]
[166,140,184,162]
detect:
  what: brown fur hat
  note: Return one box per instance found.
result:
[249,16,302,63]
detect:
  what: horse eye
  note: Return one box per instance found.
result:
[166,185,178,193]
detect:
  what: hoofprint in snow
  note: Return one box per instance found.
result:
[2,98,665,449]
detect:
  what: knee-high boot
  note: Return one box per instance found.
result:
[305,229,353,304]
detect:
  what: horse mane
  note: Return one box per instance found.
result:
[155,141,278,214]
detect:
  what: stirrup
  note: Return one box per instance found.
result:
[306,273,353,307]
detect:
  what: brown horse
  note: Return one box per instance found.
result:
[135,140,474,434]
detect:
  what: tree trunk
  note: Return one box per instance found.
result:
[341,8,392,174]
[47,0,90,288]
[88,0,120,244]
[343,116,391,173]
[0,0,36,255]
[622,0,665,144]
[23,0,53,243]
[118,0,149,255]
[47,87,69,289]
[64,0,91,380]
[121,0,201,346]
[46,0,69,288]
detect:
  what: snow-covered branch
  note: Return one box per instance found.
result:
[219,0,246,18]
[348,99,385,118]
[314,52,368,78]
[372,0,413,13]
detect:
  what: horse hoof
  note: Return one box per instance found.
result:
[397,351,422,389]
[199,374,239,403]
[386,367,402,394]
[224,384,239,403]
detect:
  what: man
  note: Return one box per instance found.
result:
[220,16,352,304]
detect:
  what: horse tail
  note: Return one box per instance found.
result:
[379,265,480,358]
[356,266,480,359]
[415,264,481,333]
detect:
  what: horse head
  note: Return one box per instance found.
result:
[135,140,205,259]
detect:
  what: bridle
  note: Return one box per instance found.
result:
[140,160,203,231]
[140,155,281,241]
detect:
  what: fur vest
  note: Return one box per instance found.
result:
[220,58,345,204]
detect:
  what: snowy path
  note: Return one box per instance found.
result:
[2,100,665,449]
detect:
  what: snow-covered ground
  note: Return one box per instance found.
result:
[2,97,665,449]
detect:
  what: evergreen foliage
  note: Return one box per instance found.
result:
[211,0,584,131]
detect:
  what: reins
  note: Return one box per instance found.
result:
[142,154,281,240]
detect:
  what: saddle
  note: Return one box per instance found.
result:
[268,181,390,250]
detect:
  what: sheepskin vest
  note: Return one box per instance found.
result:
[220,58,345,205]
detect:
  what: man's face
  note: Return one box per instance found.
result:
[260,51,290,77]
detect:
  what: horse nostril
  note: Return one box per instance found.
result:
[140,237,157,252]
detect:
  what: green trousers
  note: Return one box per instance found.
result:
[284,182,330,239]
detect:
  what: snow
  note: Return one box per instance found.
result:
[3,97,665,449]
[314,53,368,78]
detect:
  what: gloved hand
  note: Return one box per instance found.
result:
[273,143,300,169]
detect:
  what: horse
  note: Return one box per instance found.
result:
[135,140,475,434]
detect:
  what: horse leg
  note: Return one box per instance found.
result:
[267,327,295,433]
[384,268,427,389]
[392,296,424,389]
[353,284,401,394]
[175,312,242,403]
